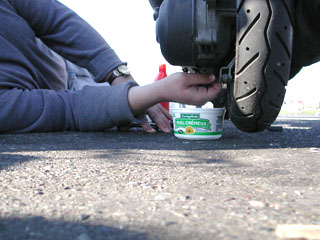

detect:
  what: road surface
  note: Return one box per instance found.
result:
[0,119,319,240]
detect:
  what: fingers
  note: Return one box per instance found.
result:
[184,73,217,86]
[141,119,157,133]
[190,75,221,105]
[154,115,172,133]
[146,104,172,133]
[159,105,173,121]
[183,80,222,106]
[208,81,222,98]
[197,81,222,98]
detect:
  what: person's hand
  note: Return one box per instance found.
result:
[119,72,222,133]
[158,73,221,106]
[110,75,172,133]
[128,72,221,116]
[142,104,172,133]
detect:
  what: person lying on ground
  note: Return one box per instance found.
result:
[0,0,221,133]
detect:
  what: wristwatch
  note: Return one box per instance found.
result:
[107,64,131,84]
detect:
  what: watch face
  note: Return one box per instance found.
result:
[118,65,130,75]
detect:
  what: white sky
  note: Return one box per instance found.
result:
[59,0,178,86]
[60,0,320,103]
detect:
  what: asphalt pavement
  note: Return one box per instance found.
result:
[0,119,319,240]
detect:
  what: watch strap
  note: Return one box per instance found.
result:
[107,64,130,85]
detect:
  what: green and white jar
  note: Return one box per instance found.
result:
[172,107,225,140]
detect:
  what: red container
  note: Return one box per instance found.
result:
[154,64,169,111]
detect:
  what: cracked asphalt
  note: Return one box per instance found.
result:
[0,119,319,240]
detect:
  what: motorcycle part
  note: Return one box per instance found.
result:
[153,0,294,132]
[155,0,236,74]
[229,0,294,132]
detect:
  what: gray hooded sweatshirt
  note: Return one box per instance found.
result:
[0,0,143,133]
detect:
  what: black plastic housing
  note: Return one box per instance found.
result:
[155,0,237,74]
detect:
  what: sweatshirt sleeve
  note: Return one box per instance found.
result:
[0,81,144,133]
[8,0,122,82]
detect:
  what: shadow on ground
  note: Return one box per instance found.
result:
[0,216,148,240]
[0,119,318,171]
[0,120,319,152]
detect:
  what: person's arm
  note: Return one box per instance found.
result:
[8,0,122,82]
[128,73,221,115]
[0,73,220,133]
[0,81,144,133]
[109,72,221,134]
[103,73,173,133]
[0,0,145,133]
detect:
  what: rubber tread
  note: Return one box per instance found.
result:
[229,0,293,132]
